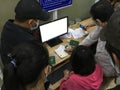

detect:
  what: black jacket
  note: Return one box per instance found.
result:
[1,20,36,65]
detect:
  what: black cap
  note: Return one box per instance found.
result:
[15,0,50,21]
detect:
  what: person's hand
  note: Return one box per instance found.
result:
[64,45,73,54]
[85,24,96,29]
[63,69,74,80]
[63,69,70,79]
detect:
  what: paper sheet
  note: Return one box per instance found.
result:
[60,28,74,38]
[61,28,85,39]
[71,28,85,39]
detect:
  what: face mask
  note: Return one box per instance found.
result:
[31,20,40,30]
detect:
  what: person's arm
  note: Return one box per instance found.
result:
[80,26,102,46]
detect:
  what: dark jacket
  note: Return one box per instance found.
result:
[1,20,36,65]
[109,85,120,90]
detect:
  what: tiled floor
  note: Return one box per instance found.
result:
[101,77,116,90]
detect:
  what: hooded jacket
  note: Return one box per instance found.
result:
[59,64,103,90]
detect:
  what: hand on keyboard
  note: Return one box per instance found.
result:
[63,69,70,79]
[63,69,74,80]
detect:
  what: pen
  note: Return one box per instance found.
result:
[80,24,87,31]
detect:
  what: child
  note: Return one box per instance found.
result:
[59,45,103,90]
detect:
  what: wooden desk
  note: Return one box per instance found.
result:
[46,18,96,90]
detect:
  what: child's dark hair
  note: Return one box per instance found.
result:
[90,0,114,22]
[70,45,96,76]
[2,41,49,90]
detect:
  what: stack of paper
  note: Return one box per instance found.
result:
[71,28,85,39]
[61,28,85,39]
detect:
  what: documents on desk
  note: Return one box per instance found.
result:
[61,28,86,39]
[71,28,85,39]
[55,45,69,58]
[60,28,73,38]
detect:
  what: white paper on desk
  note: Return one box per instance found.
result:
[60,28,74,38]
[71,28,85,39]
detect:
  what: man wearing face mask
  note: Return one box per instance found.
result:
[1,0,50,65]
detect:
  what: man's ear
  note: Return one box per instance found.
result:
[28,19,36,27]
[96,19,103,26]
[96,19,107,26]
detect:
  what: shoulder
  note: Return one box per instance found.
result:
[96,64,103,71]
[59,74,77,90]
[94,64,103,76]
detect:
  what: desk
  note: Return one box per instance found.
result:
[46,18,96,90]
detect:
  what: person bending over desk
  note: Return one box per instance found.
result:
[82,0,120,78]
[59,45,103,90]
[1,41,50,90]
[66,0,116,77]
[1,0,50,65]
